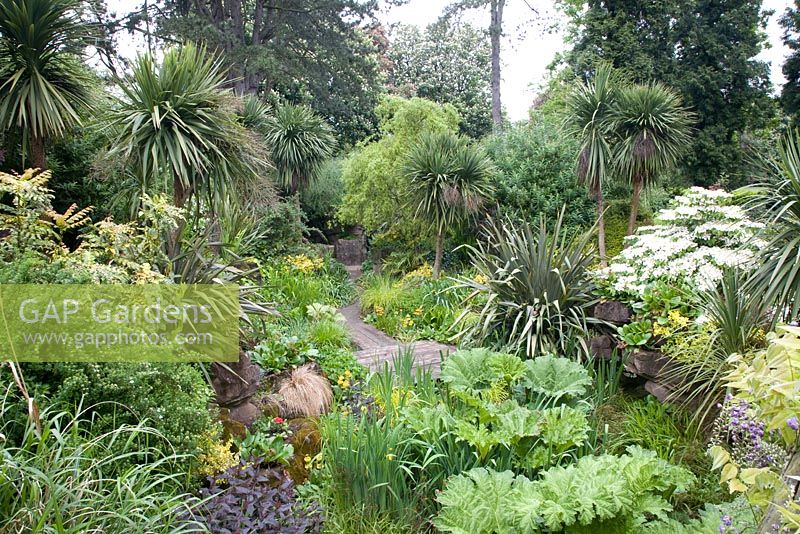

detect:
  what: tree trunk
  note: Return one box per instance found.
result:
[597,187,607,267]
[173,175,189,209]
[30,135,46,171]
[433,230,444,279]
[627,178,643,236]
[489,0,505,132]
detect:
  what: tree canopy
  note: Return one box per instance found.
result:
[151,0,385,145]
[563,0,773,185]
[387,22,492,138]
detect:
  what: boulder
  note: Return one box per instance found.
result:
[644,380,701,411]
[227,401,260,427]
[334,237,365,266]
[590,334,616,360]
[629,349,672,380]
[593,301,632,324]
[211,351,262,425]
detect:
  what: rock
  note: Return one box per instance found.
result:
[644,380,701,410]
[211,351,262,426]
[211,351,261,407]
[227,402,260,427]
[590,335,615,360]
[334,236,366,266]
[630,349,672,380]
[593,301,632,324]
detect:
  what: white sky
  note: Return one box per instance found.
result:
[380,0,793,120]
[107,0,793,121]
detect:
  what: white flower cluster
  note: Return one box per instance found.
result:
[594,187,762,297]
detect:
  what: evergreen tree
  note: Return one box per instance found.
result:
[782,1,800,123]
[565,0,773,185]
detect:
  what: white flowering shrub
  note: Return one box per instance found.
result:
[594,187,765,298]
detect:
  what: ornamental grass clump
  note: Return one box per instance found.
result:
[454,209,597,359]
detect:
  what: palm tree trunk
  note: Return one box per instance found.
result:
[173,176,189,208]
[30,135,46,171]
[433,231,444,279]
[627,177,643,236]
[597,188,607,266]
[489,0,505,132]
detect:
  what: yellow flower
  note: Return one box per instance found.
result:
[344,370,352,378]
[284,254,323,274]
[653,323,671,337]
[413,306,423,317]
[402,263,433,283]
[386,453,396,461]
[667,309,690,329]
[474,273,489,285]
[402,314,414,328]
[374,305,385,317]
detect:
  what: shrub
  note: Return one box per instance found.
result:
[18,362,214,464]
[455,210,597,359]
[0,404,200,533]
[300,158,345,232]
[486,120,595,235]
[306,319,351,349]
[594,187,763,299]
[251,199,308,261]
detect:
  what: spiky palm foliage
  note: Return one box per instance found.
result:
[0,0,92,169]
[454,209,598,359]
[744,131,800,321]
[263,102,336,194]
[107,43,266,212]
[404,131,495,278]
[564,63,619,266]
[610,83,693,235]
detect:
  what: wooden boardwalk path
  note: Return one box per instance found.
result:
[340,266,455,376]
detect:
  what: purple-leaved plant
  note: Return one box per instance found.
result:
[188,460,324,533]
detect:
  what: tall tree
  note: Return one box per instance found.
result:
[781,1,800,123]
[609,83,694,235]
[0,0,92,170]
[388,22,492,138]
[564,0,772,185]
[263,102,336,194]
[404,131,495,277]
[443,0,508,132]
[565,63,619,265]
[107,44,266,213]
[148,0,384,145]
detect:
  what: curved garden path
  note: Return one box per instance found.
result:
[340,266,455,377]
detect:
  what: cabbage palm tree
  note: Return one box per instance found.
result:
[263,103,336,194]
[404,131,495,278]
[610,83,693,235]
[564,63,619,266]
[108,43,266,211]
[0,0,92,170]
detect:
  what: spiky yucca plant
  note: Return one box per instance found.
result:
[263,102,336,194]
[454,209,597,359]
[404,131,495,278]
[0,0,92,169]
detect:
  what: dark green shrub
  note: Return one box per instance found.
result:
[300,158,344,232]
[485,120,595,235]
[251,200,307,261]
[17,362,214,464]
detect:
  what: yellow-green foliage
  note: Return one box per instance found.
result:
[196,430,239,478]
[338,96,460,243]
[724,325,800,446]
